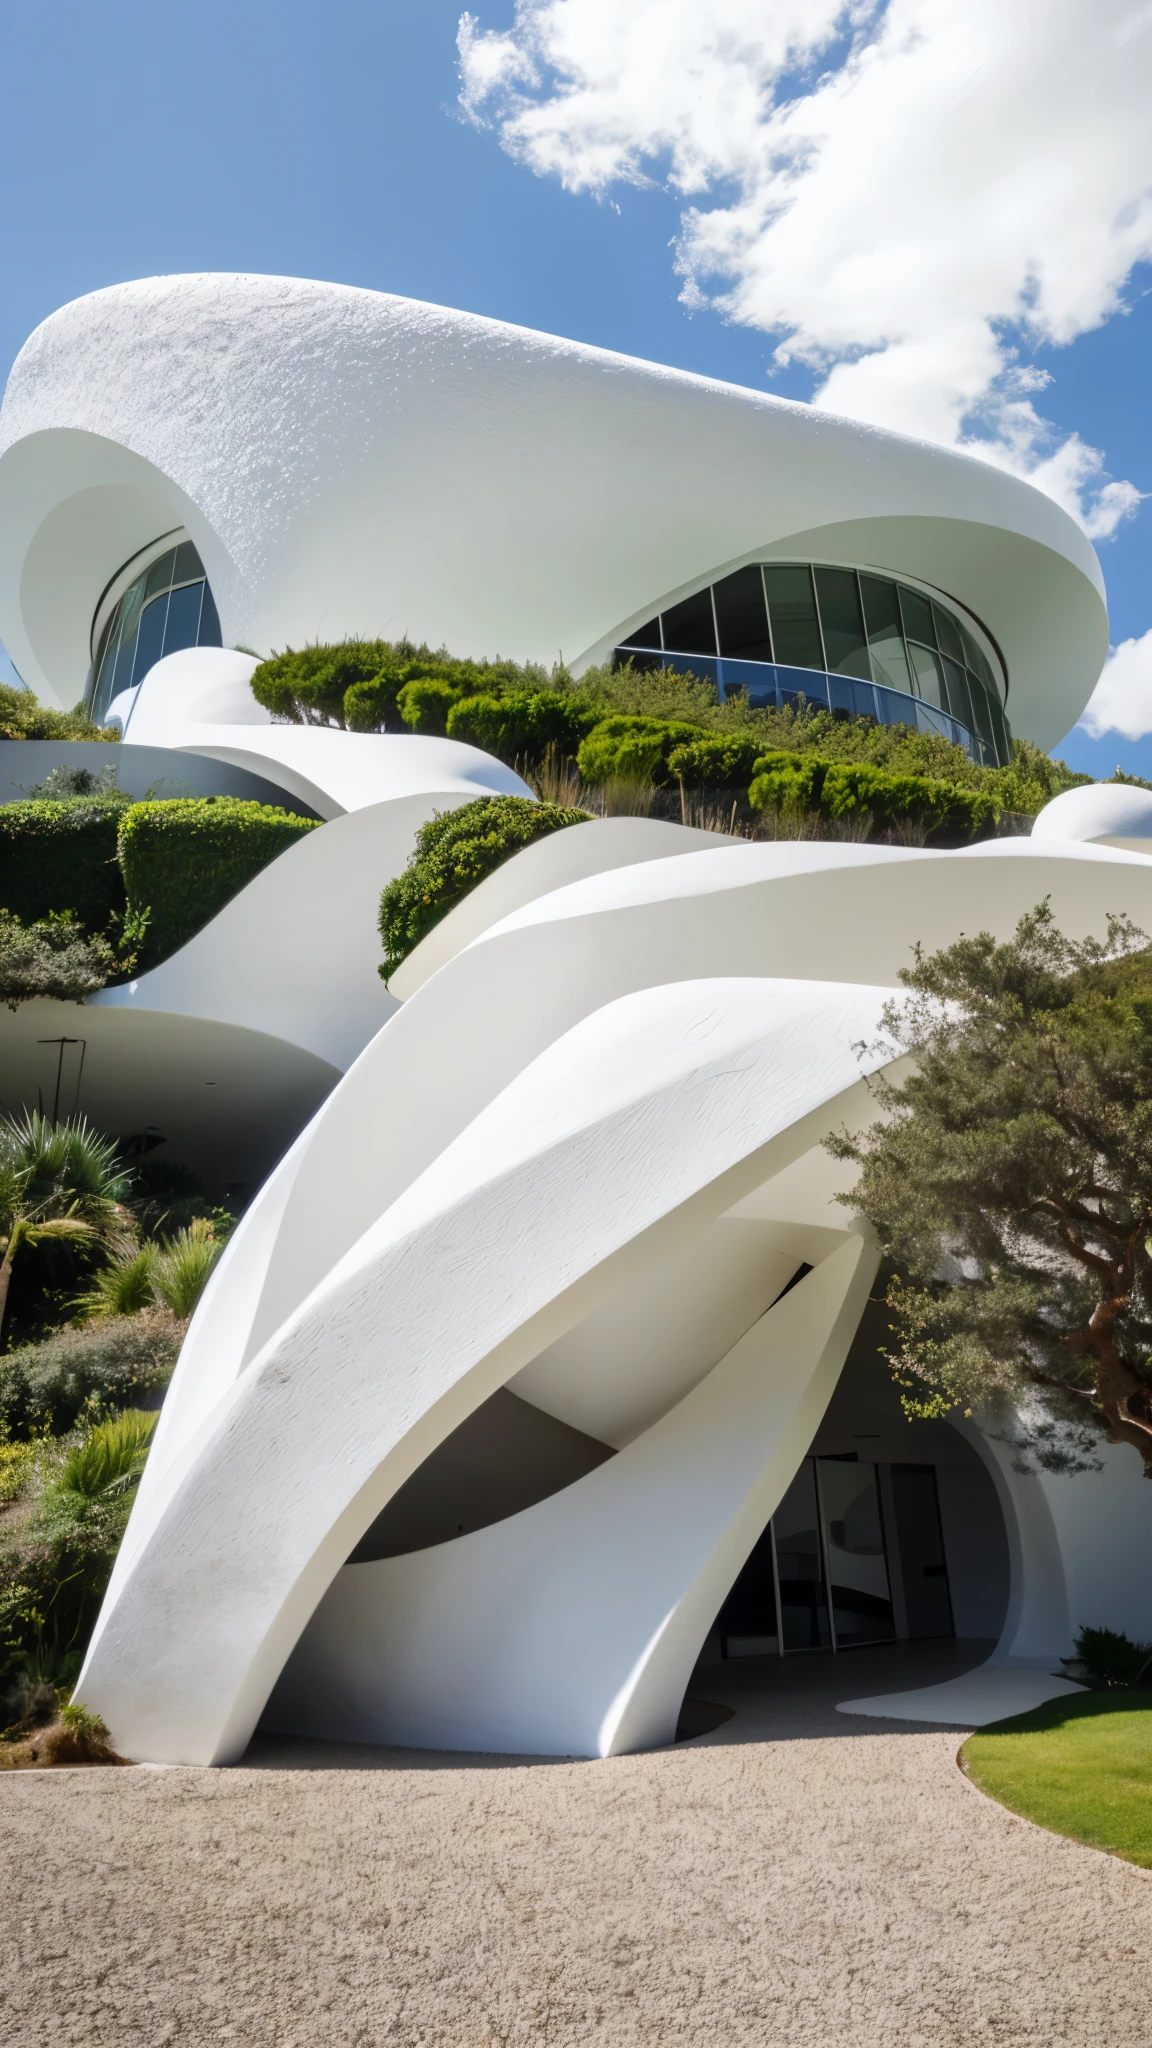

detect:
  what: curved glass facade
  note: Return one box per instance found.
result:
[89,538,222,724]
[616,563,1011,766]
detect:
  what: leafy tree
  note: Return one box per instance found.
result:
[830,903,1152,1475]
[0,1115,131,1349]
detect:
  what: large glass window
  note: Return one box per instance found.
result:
[614,559,1010,764]
[89,537,222,724]
[763,566,824,672]
[713,567,773,662]
[813,567,871,680]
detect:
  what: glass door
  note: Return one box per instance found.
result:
[774,1459,833,1652]
[816,1458,896,1648]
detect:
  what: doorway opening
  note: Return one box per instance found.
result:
[717,1454,954,1658]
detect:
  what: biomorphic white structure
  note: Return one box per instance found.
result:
[0,274,1147,1763]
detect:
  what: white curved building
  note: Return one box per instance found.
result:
[0,274,1146,1764]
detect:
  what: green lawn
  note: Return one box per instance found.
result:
[962,1690,1152,1867]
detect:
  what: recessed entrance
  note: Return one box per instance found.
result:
[717,1454,955,1659]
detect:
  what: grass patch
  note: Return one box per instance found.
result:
[962,1689,1152,1867]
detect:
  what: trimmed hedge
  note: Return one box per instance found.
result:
[0,796,129,933]
[749,750,996,839]
[576,715,703,788]
[119,798,319,967]
[252,639,548,733]
[398,678,463,735]
[379,795,591,979]
[666,732,763,790]
[446,691,600,766]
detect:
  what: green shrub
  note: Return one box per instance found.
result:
[250,641,401,726]
[0,796,129,933]
[76,1243,159,1321]
[0,910,118,1009]
[447,691,599,767]
[397,678,462,735]
[0,684,117,743]
[118,797,318,967]
[747,753,827,816]
[1072,1626,1152,1689]
[0,1410,157,1689]
[378,795,591,979]
[748,751,996,840]
[576,716,703,788]
[53,1410,156,1505]
[151,1218,223,1318]
[0,1312,183,1441]
[666,732,764,790]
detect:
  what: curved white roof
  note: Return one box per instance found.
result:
[0,272,1107,746]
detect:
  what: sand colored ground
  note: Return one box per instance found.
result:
[2,1644,1148,2048]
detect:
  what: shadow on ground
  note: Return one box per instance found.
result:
[244,1638,995,1771]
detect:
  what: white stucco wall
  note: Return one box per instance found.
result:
[0,273,1107,745]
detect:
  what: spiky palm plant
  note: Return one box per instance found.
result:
[0,1113,130,1347]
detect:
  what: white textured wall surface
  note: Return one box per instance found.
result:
[0,272,1106,741]
[70,816,1152,1762]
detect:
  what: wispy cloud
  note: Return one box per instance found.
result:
[459,0,1152,539]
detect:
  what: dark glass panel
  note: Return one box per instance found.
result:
[718,659,779,711]
[144,549,176,602]
[197,580,222,647]
[818,1460,895,1649]
[908,641,945,708]
[110,577,146,699]
[613,646,663,674]
[958,621,999,697]
[130,591,169,687]
[660,588,716,656]
[987,691,1012,766]
[774,1460,831,1652]
[859,574,913,692]
[933,602,965,664]
[763,566,824,672]
[623,616,662,651]
[813,567,871,678]
[717,1525,779,1655]
[664,650,719,691]
[713,566,773,661]
[941,657,973,732]
[92,627,121,723]
[774,666,831,712]
[172,540,204,586]
[899,587,936,647]
[161,580,205,657]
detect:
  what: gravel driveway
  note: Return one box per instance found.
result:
[3,1645,1147,2048]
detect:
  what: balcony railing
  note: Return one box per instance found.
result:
[615,645,993,766]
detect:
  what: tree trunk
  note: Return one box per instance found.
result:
[0,1244,15,1351]
[1087,1325,1152,1477]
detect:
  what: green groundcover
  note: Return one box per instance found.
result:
[962,1690,1152,1867]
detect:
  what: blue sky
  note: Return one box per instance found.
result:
[2,0,1149,776]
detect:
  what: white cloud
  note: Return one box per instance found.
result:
[458,0,1152,538]
[1079,631,1152,740]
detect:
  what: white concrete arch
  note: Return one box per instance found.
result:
[76,976,894,1765]
[267,1237,876,1758]
[170,834,1152,1425]
[0,273,1106,744]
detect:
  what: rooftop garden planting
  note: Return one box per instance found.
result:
[0,790,318,1002]
[251,636,1093,827]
